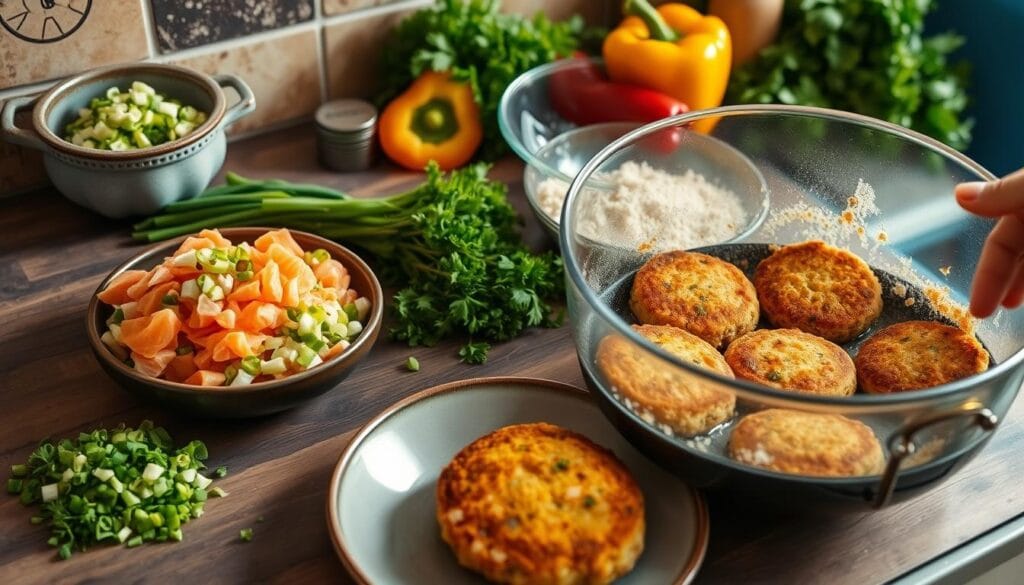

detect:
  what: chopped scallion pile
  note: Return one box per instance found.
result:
[64,81,207,151]
[7,421,223,560]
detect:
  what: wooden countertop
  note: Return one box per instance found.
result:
[2,127,1022,585]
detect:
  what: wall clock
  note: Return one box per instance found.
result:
[0,0,91,44]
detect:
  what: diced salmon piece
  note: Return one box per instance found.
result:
[267,243,317,294]
[119,309,182,359]
[132,349,176,378]
[187,310,216,330]
[280,276,301,308]
[212,331,265,361]
[136,281,181,317]
[172,235,218,257]
[214,309,237,329]
[193,347,215,370]
[147,265,174,288]
[254,229,304,256]
[260,260,283,303]
[184,370,226,386]
[236,302,283,333]
[125,271,155,300]
[121,301,141,320]
[165,353,198,383]
[196,294,222,317]
[97,270,148,305]
[227,279,261,303]
[314,259,349,290]
[324,340,350,361]
[198,229,232,248]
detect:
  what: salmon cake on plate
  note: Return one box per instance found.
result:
[597,324,736,436]
[755,240,883,343]
[630,250,759,349]
[436,423,645,585]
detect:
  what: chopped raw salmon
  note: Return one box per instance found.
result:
[96,228,370,387]
[97,270,148,305]
[119,309,182,359]
[132,349,176,378]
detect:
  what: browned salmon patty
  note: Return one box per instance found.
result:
[755,241,883,343]
[724,328,856,397]
[437,423,645,585]
[855,320,989,393]
[597,324,735,436]
[630,250,759,349]
[728,409,884,477]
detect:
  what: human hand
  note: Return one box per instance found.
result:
[955,168,1024,318]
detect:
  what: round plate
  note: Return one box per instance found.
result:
[326,377,709,584]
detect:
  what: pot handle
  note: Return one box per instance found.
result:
[214,74,256,128]
[873,402,998,509]
[1,95,46,151]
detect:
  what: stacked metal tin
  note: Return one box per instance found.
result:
[315,99,378,172]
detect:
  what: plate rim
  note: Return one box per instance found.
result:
[325,375,710,585]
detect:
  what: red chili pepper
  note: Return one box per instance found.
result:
[549,55,689,126]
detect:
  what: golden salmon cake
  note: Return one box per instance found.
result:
[754,241,883,343]
[629,250,759,348]
[728,409,884,477]
[436,423,645,585]
[724,328,856,397]
[855,320,989,394]
[597,324,735,436]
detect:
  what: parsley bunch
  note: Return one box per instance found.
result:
[727,0,972,150]
[375,164,564,362]
[378,0,586,160]
[133,165,564,363]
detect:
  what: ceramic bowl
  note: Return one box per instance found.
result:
[327,377,709,584]
[1,63,255,218]
[86,227,383,418]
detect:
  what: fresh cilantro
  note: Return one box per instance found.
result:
[384,164,563,363]
[727,0,972,150]
[378,0,589,159]
[458,341,491,364]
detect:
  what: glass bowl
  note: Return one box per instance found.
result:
[524,122,769,245]
[498,57,592,174]
[561,105,1024,509]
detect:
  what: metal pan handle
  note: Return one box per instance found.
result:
[1,95,46,151]
[873,402,998,509]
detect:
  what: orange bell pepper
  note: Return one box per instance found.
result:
[379,71,483,171]
[603,0,732,133]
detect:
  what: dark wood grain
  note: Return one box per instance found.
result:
[1,127,1022,585]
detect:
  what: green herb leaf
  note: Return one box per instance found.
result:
[727,0,972,150]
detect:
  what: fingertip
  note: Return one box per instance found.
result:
[969,298,997,319]
[955,182,986,206]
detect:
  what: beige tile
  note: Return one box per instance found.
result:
[323,0,404,17]
[0,96,47,196]
[0,0,149,89]
[172,28,322,136]
[502,0,610,25]
[323,8,415,100]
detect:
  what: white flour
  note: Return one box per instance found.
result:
[536,161,747,251]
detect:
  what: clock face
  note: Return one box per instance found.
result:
[0,0,91,44]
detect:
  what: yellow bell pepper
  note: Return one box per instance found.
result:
[379,71,483,171]
[603,0,732,133]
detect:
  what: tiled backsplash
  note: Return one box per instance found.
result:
[0,0,611,196]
